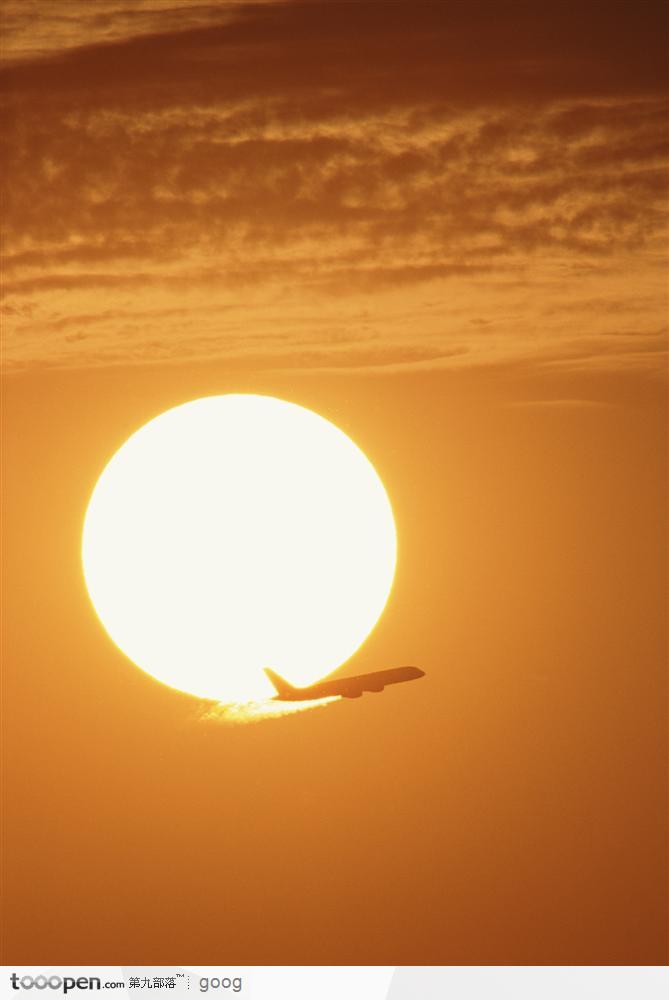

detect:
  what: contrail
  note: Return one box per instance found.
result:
[199,696,341,725]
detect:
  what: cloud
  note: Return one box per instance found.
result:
[508,399,613,409]
[0,1,239,64]
[1,1,667,373]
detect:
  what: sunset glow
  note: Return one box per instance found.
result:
[3,0,666,969]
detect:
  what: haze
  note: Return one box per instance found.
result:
[1,0,667,966]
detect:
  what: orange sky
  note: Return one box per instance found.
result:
[2,0,667,965]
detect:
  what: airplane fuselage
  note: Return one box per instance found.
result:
[265,665,425,701]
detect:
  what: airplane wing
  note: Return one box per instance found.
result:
[336,676,385,698]
[335,666,424,697]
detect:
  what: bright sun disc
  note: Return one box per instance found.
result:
[82,395,397,703]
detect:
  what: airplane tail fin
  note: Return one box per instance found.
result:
[264,668,298,698]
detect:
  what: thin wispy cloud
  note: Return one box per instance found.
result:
[508,399,614,409]
[1,1,666,373]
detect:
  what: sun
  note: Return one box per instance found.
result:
[82,395,397,703]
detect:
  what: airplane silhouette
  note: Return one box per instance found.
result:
[264,665,425,701]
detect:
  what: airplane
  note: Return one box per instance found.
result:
[264,665,425,701]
